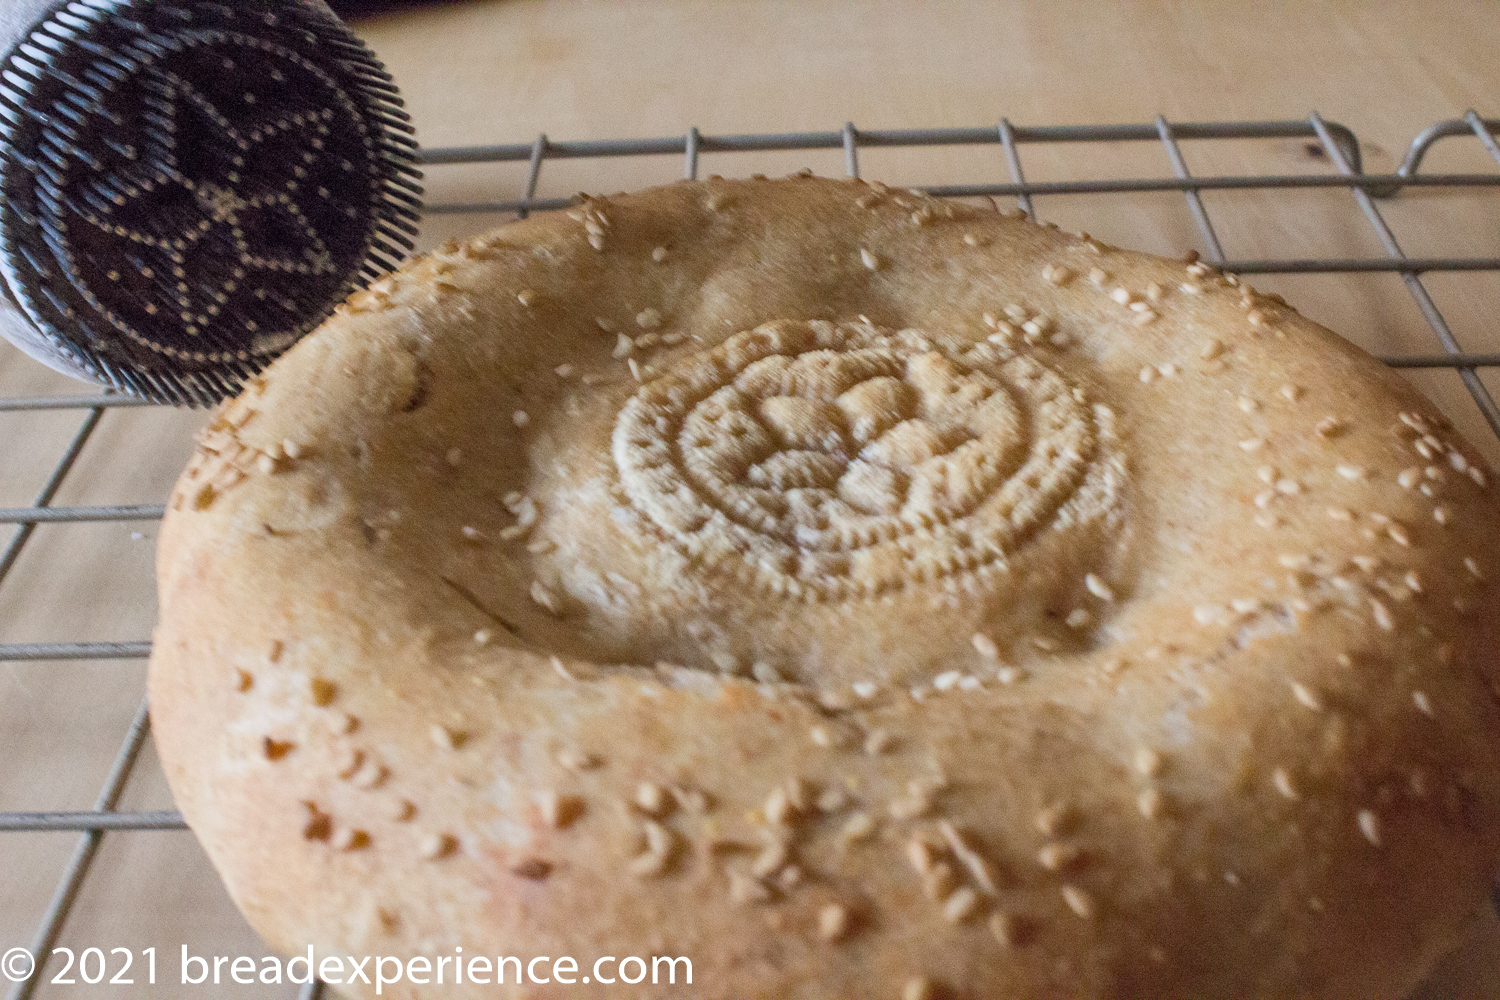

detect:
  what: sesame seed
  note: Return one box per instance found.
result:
[934,670,961,691]
[631,821,676,877]
[1290,682,1324,711]
[940,823,997,894]
[1034,803,1073,836]
[1084,573,1115,601]
[799,778,839,812]
[530,580,562,615]
[1134,747,1163,776]
[1464,556,1484,579]
[558,748,600,771]
[516,289,534,307]
[1110,287,1133,305]
[473,629,492,645]
[1387,523,1410,546]
[256,453,278,474]
[1370,598,1394,630]
[332,827,369,851]
[1193,604,1227,626]
[1137,787,1164,819]
[967,633,1000,661]
[1139,366,1157,383]
[995,666,1027,685]
[1412,690,1434,716]
[727,869,772,905]
[852,681,878,699]
[628,358,643,381]
[1281,385,1303,402]
[1200,339,1224,360]
[1133,310,1159,326]
[1157,361,1177,376]
[751,661,782,684]
[888,786,933,820]
[819,903,851,941]
[1060,884,1095,919]
[1238,396,1259,413]
[536,790,584,828]
[1357,809,1382,847]
[864,729,893,755]
[1337,464,1367,480]
[651,246,668,262]
[635,307,663,330]
[282,439,303,460]
[1327,506,1354,521]
[903,978,935,1000]
[431,724,466,749]
[352,759,388,789]
[1037,841,1082,872]
[764,785,796,825]
[512,410,530,428]
[751,837,787,879]
[554,363,575,379]
[1275,478,1303,495]
[1239,438,1266,452]
[943,886,981,923]
[1066,608,1092,629]
[420,832,457,860]
[635,782,670,817]
[1043,264,1074,286]
[612,332,633,358]
[989,912,1023,947]
[906,835,937,874]
[860,248,881,271]
[1433,506,1450,526]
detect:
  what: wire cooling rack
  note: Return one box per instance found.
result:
[3,112,1500,999]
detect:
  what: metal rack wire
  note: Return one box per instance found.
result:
[3,111,1500,998]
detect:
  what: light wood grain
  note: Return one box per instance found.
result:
[1,2,1496,994]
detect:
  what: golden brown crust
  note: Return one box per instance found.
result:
[149,176,1500,999]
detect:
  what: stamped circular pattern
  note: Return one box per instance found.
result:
[614,319,1099,600]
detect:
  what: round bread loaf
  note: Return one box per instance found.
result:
[149,176,1500,999]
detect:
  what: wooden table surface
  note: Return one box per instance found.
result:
[1,2,1497,995]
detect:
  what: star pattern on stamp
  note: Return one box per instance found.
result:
[58,65,346,346]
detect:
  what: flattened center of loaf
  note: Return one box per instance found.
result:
[613,319,1100,602]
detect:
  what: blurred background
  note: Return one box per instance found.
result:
[2,1,1498,996]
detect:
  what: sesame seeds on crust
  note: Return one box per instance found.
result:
[148,176,1500,1000]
